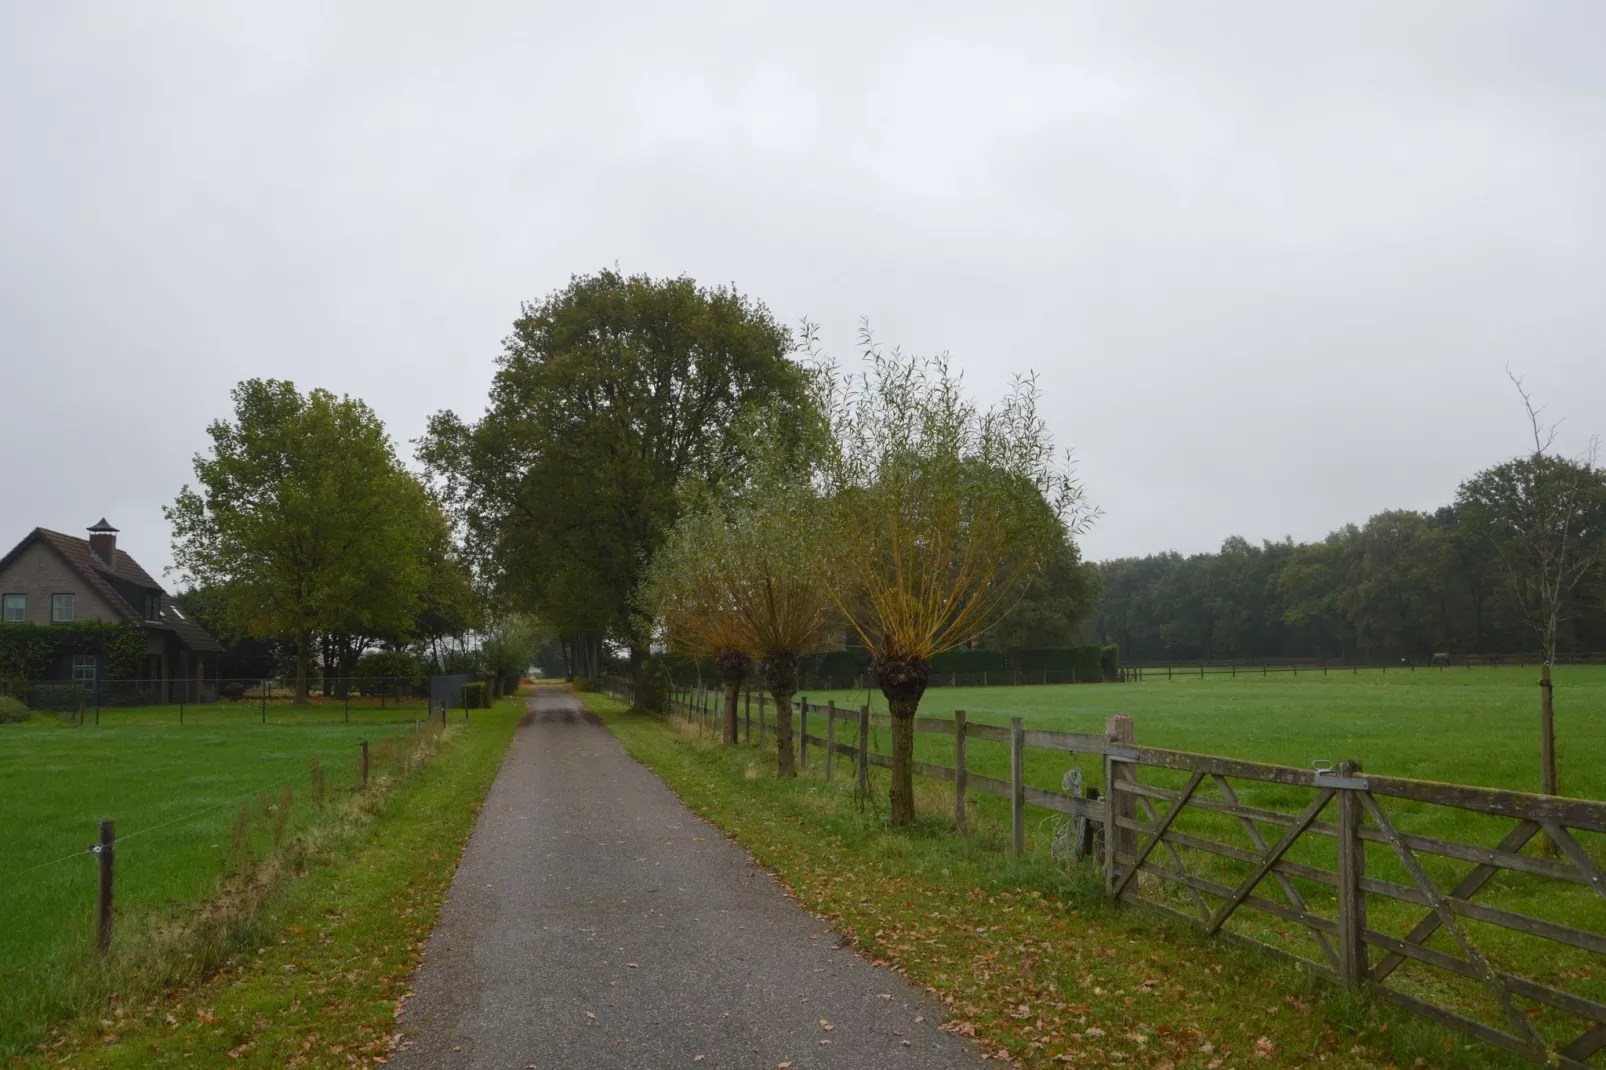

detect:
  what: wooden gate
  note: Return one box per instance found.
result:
[1107,747,1606,1067]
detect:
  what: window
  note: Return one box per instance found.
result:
[72,655,96,689]
[51,593,76,623]
[144,592,161,621]
[1,594,23,622]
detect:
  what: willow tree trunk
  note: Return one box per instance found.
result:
[763,652,800,777]
[876,655,929,828]
[715,650,749,745]
[1540,661,1557,796]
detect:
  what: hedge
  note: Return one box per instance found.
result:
[0,621,147,681]
[661,644,1122,685]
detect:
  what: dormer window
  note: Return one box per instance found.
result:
[145,592,162,621]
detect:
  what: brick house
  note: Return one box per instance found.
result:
[0,519,222,699]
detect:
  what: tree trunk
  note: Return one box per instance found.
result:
[875,654,930,828]
[773,692,796,776]
[1540,660,1557,795]
[763,652,799,777]
[715,650,748,745]
[320,635,334,697]
[295,631,312,705]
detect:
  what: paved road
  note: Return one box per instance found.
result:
[391,689,981,1069]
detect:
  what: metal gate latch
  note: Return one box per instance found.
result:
[1312,760,1368,790]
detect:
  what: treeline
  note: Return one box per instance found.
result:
[1088,473,1606,663]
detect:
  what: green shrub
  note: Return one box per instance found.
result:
[0,696,29,723]
[1100,644,1121,681]
[460,681,489,709]
[27,684,91,712]
[352,650,422,680]
[572,675,602,693]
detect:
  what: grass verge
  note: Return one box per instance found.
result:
[585,693,1524,1070]
[12,696,522,1069]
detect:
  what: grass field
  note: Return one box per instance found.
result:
[0,703,484,1058]
[694,666,1606,1058]
[793,664,1606,800]
[26,696,523,1069]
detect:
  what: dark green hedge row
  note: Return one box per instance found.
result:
[0,622,147,681]
[656,644,1122,685]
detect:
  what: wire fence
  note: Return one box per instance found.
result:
[0,675,493,725]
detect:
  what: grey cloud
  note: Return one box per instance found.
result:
[2,1,1602,574]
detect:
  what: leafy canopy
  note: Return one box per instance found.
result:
[813,327,1096,665]
[166,379,435,666]
[420,270,812,661]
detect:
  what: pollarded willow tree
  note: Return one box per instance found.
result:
[814,330,1096,826]
[644,400,839,769]
[643,503,754,745]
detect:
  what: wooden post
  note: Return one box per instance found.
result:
[96,820,114,954]
[1010,716,1025,856]
[745,688,752,744]
[856,704,870,799]
[825,701,836,781]
[1336,760,1367,985]
[1103,714,1135,892]
[954,710,968,834]
[799,699,809,771]
[360,740,369,787]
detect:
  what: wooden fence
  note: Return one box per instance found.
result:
[604,677,1606,1068]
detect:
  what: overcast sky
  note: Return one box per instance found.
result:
[4,2,1604,579]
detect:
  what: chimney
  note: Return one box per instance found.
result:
[88,519,119,570]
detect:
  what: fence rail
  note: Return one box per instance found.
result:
[604,675,1606,1068]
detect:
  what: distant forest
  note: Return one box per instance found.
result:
[1083,470,1606,664]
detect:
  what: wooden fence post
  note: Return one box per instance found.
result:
[96,820,114,954]
[1010,717,1025,856]
[1336,759,1367,985]
[954,709,968,834]
[856,704,870,799]
[360,740,369,787]
[799,699,809,770]
[825,701,836,781]
[1104,714,1135,892]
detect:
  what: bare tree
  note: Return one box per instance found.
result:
[1457,372,1606,796]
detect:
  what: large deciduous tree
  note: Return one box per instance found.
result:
[815,331,1095,826]
[419,270,810,679]
[167,379,434,704]
[1456,376,1606,796]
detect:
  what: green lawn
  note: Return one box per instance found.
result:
[0,705,480,1058]
[29,696,523,1069]
[690,667,1606,1057]
[790,664,1606,799]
